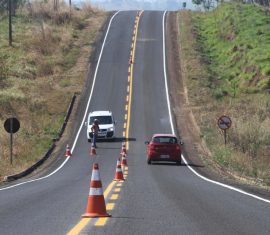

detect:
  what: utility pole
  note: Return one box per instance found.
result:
[69,0,71,17]
[8,0,12,46]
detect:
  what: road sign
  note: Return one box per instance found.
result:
[4,117,20,165]
[4,117,20,133]
[217,115,232,130]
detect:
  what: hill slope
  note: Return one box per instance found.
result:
[178,3,270,187]
[194,3,270,95]
[0,2,107,179]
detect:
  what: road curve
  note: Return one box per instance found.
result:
[0,11,269,235]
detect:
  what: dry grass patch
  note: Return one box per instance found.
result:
[178,10,270,187]
[0,1,108,180]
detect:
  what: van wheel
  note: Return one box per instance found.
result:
[147,159,151,165]
[88,139,91,143]
[176,160,181,165]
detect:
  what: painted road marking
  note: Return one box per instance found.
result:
[126,11,143,150]
[106,203,115,210]
[161,11,270,205]
[67,218,92,235]
[110,194,119,200]
[70,11,144,233]
[67,181,116,234]
[114,188,121,193]
[95,218,108,226]
[0,11,121,192]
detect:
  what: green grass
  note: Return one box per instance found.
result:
[178,6,270,186]
[193,3,270,96]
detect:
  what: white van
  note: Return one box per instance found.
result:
[86,111,116,142]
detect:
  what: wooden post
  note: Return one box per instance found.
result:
[8,0,12,46]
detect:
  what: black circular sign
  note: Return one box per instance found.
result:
[4,117,20,133]
[217,115,232,130]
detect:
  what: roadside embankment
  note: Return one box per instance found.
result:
[177,3,270,188]
[0,1,108,180]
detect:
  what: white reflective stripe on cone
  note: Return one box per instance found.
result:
[91,170,100,181]
[89,187,103,196]
[116,168,122,172]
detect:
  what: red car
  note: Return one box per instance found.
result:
[145,134,182,165]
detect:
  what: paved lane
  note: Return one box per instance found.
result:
[0,10,270,235]
[82,11,270,235]
[0,11,137,235]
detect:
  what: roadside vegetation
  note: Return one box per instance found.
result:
[0,1,107,180]
[178,3,270,186]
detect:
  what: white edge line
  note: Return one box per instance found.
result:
[0,11,121,191]
[162,11,175,136]
[162,11,270,204]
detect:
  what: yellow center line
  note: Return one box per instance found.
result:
[126,11,143,150]
[67,181,116,235]
[95,218,108,226]
[66,218,91,235]
[67,11,143,235]
[114,188,121,193]
[110,194,119,200]
[106,203,115,210]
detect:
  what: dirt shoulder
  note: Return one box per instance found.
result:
[166,11,270,199]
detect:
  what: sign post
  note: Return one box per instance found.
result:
[217,115,232,146]
[4,117,20,165]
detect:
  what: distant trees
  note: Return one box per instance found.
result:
[0,0,28,16]
[192,0,270,10]
[192,0,217,10]
[250,0,270,6]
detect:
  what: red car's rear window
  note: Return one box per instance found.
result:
[153,137,177,144]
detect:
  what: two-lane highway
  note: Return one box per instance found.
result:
[0,11,270,235]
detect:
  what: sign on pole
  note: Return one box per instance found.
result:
[217,115,232,146]
[4,117,20,165]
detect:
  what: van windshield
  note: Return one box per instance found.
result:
[90,116,112,125]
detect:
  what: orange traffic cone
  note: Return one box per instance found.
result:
[129,56,133,65]
[82,163,111,218]
[65,144,71,157]
[90,146,96,156]
[121,142,127,154]
[114,158,125,181]
[121,153,128,167]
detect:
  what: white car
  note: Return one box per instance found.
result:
[86,111,116,142]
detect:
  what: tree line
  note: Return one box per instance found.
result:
[193,0,270,10]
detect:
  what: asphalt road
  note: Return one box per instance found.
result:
[0,11,270,235]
